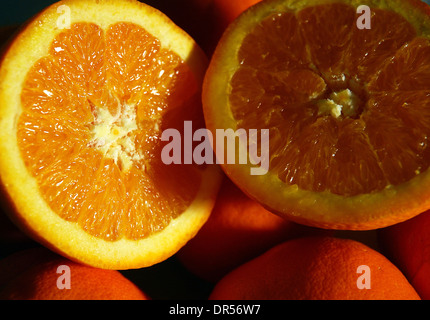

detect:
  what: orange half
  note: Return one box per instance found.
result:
[0,0,222,269]
[203,0,430,230]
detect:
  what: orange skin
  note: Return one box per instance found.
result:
[177,177,329,283]
[379,210,430,300]
[210,236,420,300]
[0,247,149,300]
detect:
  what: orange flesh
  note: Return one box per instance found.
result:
[230,3,430,196]
[17,22,202,241]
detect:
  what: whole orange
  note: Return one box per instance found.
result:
[0,247,149,300]
[379,209,430,300]
[209,236,420,300]
[177,177,328,282]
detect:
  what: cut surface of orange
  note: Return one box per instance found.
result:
[0,0,222,269]
[203,0,430,230]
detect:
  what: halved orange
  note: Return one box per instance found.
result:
[0,0,222,269]
[203,0,430,230]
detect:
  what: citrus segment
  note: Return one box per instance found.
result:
[238,11,309,71]
[363,91,430,186]
[345,8,416,82]
[298,3,355,77]
[49,23,106,104]
[203,0,430,229]
[369,37,430,91]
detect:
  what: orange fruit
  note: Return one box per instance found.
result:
[209,236,421,300]
[0,0,222,270]
[203,0,430,230]
[177,176,328,282]
[378,209,430,300]
[0,247,149,300]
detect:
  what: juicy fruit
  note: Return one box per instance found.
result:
[203,0,430,230]
[209,237,421,300]
[0,0,221,270]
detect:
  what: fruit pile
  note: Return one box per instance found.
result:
[1,0,430,300]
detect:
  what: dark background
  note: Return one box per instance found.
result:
[0,0,58,26]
